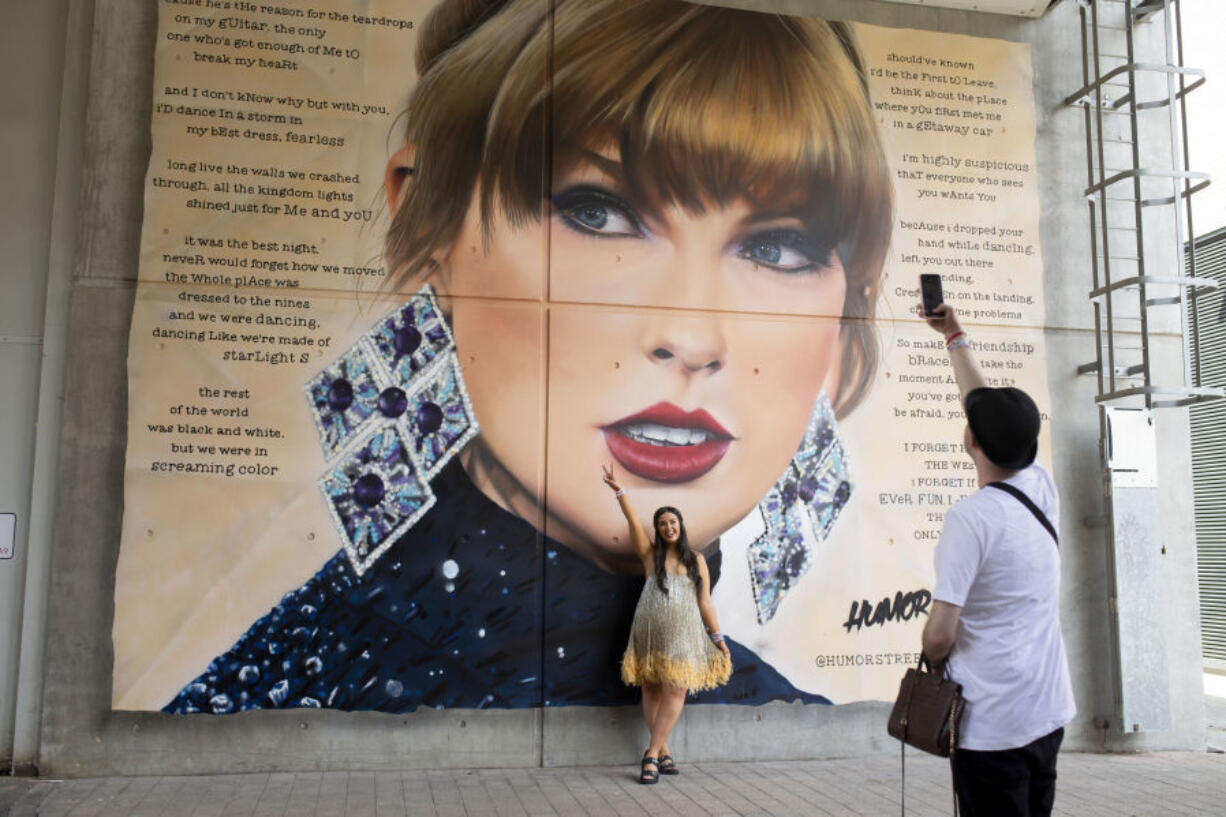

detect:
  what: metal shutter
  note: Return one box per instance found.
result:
[1190,227,1226,668]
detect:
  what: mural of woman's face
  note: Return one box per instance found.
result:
[392,147,848,570]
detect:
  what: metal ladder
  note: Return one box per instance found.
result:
[1067,0,1217,406]
[1064,0,1217,734]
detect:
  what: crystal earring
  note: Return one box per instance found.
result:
[746,391,852,624]
[304,284,479,576]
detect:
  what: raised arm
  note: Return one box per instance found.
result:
[919,303,986,402]
[602,464,651,562]
[695,555,731,657]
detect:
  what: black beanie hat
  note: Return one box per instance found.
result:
[964,387,1040,470]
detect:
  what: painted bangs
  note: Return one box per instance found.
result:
[480,3,889,273]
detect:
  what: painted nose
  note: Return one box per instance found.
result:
[644,317,727,375]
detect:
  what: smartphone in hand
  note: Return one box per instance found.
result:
[920,274,943,317]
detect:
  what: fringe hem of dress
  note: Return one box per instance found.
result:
[620,649,732,692]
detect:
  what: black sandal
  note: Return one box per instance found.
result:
[639,755,659,785]
[658,754,679,775]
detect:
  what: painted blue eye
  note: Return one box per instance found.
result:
[744,240,785,266]
[739,230,831,274]
[554,187,642,238]
[573,204,612,231]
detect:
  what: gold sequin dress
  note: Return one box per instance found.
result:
[620,573,732,691]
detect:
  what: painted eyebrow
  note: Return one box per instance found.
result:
[736,212,810,231]
[733,193,819,229]
[565,147,623,182]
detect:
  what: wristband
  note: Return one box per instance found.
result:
[614,489,624,497]
[944,330,965,345]
[707,630,724,643]
[947,337,970,352]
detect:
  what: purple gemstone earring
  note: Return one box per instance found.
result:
[747,391,851,624]
[305,284,479,576]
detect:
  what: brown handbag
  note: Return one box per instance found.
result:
[887,654,965,815]
[887,653,964,756]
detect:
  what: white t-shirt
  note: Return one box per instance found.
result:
[933,463,1076,751]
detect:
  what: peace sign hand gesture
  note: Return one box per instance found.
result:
[602,464,621,493]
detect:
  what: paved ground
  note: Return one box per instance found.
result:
[5,689,1224,816]
[2,750,1225,817]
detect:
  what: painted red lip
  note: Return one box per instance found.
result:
[602,402,734,484]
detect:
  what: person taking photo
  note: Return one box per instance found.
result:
[919,303,1076,817]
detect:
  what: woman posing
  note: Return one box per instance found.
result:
[604,465,731,783]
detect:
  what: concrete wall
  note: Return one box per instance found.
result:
[0,0,78,774]
[22,0,1210,776]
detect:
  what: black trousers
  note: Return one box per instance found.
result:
[953,727,1064,817]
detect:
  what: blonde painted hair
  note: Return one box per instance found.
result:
[386,0,893,416]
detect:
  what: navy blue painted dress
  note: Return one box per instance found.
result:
[165,461,827,713]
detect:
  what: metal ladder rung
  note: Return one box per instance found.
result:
[1087,319,1147,327]
[1133,77,1207,110]
[1167,286,1218,302]
[1090,315,1146,325]
[1064,62,1205,108]
[1096,386,1226,406]
[1077,364,1149,379]
[1077,361,1146,376]
[1132,0,1169,19]
[1104,80,1206,112]
[1090,275,1220,300]
[1153,393,1226,409]
[1084,168,1210,197]
[1141,179,1212,207]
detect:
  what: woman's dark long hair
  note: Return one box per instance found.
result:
[652,506,701,595]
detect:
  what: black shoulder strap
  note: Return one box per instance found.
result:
[987,482,1058,547]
